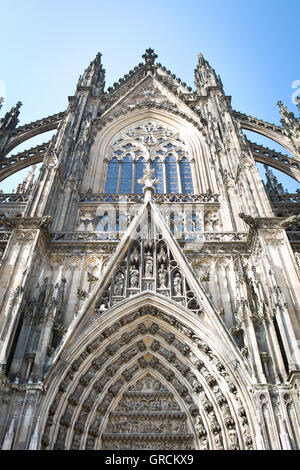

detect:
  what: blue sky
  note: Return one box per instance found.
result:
[0,0,299,192]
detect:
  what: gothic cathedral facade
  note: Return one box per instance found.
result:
[0,49,300,450]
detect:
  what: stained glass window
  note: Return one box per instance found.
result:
[166,154,179,193]
[119,154,133,193]
[105,157,120,194]
[152,158,164,194]
[104,121,194,194]
[179,157,194,194]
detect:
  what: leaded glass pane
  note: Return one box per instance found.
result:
[166,154,179,193]
[152,158,164,193]
[134,158,147,193]
[105,158,120,194]
[119,154,133,193]
[179,157,194,194]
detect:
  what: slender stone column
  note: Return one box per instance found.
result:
[1,412,16,449]
[245,313,267,383]
[0,229,41,369]
[262,317,287,383]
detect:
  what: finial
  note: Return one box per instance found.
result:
[138,167,159,196]
[142,48,158,68]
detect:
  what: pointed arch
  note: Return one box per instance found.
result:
[38,292,256,450]
[83,107,212,194]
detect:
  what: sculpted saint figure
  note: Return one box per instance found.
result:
[114,272,124,296]
[173,272,182,296]
[130,267,139,288]
[145,251,153,276]
[158,263,168,288]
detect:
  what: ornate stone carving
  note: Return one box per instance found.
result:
[101,373,194,450]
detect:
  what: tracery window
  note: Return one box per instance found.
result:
[104,121,194,194]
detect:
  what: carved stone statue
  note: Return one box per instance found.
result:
[114,272,124,296]
[173,272,182,296]
[195,415,206,438]
[145,251,153,276]
[130,246,140,265]
[158,264,168,288]
[130,267,139,288]
[228,425,239,448]
[158,245,167,264]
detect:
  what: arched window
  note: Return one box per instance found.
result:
[179,157,194,194]
[104,121,194,194]
[105,157,120,194]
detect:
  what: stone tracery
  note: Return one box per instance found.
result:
[104,120,194,194]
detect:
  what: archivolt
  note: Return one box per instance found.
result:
[39,300,256,450]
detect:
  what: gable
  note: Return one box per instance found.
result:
[99,74,203,127]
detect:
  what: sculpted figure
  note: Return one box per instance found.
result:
[130,267,139,288]
[201,436,209,450]
[158,263,168,288]
[158,245,167,264]
[114,272,124,296]
[173,272,182,296]
[214,432,224,450]
[195,415,206,435]
[145,251,153,276]
[228,425,239,448]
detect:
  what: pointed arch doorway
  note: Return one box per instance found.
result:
[40,294,255,451]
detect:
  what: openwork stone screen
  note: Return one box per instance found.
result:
[104,121,194,194]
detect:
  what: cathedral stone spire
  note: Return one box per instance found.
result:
[264,164,286,194]
[16,165,36,195]
[0,101,22,136]
[277,100,300,154]
[277,100,297,128]
[194,53,222,95]
[77,52,105,93]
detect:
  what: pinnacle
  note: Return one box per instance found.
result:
[197,53,205,65]
[95,52,102,62]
